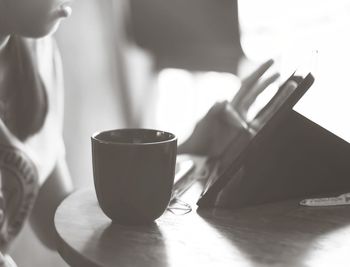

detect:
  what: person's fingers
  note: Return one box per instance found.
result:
[235,73,280,116]
[251,80,298,130]
[223,102,249,130]
[231,59,274,107]
[241,59,274,89]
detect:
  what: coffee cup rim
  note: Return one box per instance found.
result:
[91,128,177,145]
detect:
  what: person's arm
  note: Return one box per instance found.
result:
[178,59,280,158]
[29,157,73,250]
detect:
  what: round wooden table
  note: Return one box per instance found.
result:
[54,186,224,267]
[55,188,350,267]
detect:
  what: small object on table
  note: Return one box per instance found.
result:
[300,193,350,207]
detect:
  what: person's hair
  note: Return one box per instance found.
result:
[9,36,48,141]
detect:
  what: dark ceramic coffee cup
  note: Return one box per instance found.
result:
[91,129,177,224]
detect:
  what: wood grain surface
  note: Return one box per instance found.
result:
[55,185,350,267]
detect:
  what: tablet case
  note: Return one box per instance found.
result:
[199,110,350,209]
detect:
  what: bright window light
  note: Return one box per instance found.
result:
[155,69,240,143]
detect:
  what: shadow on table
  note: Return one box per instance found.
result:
[197,199,350,266]
[82,221,168,267]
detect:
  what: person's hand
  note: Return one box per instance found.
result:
[0,120,39,252]
[178,59,298,159]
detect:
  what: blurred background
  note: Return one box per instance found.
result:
[8,0,350,265]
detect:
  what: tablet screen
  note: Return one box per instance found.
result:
[197,71,315,208]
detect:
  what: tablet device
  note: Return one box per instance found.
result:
[197,70,315,208]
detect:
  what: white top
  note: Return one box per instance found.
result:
[23,36,66,185]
